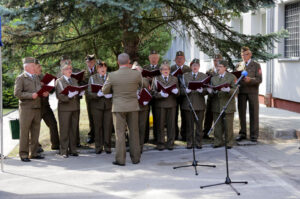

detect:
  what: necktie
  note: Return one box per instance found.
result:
[152,65,156,69]
[193,74,196,80]
[164,77,168,83]
[68,78,72,84]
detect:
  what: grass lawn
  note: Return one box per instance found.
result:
[3,108,17,115]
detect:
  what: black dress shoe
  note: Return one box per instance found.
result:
[167,147,174,151]
[105,150,112,154]
[51,146,59,150]
[70,153,78,157]
[132,161,140,164]
[226,146,232,149]
[77,144,82,148]
[203,134,210,139]
[21,158,31,162]
[250,138,257,142]
[37,148,44,153]
[196,146,202,149]
[31,155,44,159]
[112,161,125,166]
[236,135,246,141]
[96,150,102,154]
[87,137,94,144]
[213,145,222,148]
[186,146,192,149]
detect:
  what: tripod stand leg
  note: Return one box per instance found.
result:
[200,182,225,189]
[229,184,240,195]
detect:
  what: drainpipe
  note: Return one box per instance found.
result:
[265,7,274,107]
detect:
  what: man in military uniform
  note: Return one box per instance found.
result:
[143,50,160,143]
[152,61,179,150]
[235,47,262,142]
[87,60,113,154]
[181,58,208,149]
[170,51,191,141]
[102,53,142,166]
[34,59,60,150]
[208,60,236,148]
[14,57,49,162]
[83,54,97,144]
[203,54,223,139]
[132,64,151,153]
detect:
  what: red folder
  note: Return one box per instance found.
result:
[60,85,88,95]
[91,84,103,93]
[188,76,211,90]
[171,67,183,77]
[71,71,85,82]
[37,85,54,97]
[41,73,57,84]
[206,83,231,91]
[157,81,177,94]
[142,69,161,78]
[138,88,152,105]
[232,71,242,79]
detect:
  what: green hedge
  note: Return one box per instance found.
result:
[3,87,18,108]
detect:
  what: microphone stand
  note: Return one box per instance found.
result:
[200,83,248,195]
[173,75,216,175]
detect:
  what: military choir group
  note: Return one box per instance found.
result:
[14,46,262,165]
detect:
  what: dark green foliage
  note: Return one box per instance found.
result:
[3,88,18,108]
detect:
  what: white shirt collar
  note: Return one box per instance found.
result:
[219,71,226,78]
[162,75,168,81]
[63,75,70,82]
[99,74,106,79]
[25,71,33,78]
[177,65,183,69]
[192,72,198,76]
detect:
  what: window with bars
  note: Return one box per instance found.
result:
[285,2,300,58]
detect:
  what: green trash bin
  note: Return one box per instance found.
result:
[9,119,20,140]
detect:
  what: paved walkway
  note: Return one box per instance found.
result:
[0,142,299,199]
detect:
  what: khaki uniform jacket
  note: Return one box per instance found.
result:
[87,73,112,110]
[152,75,179,108]
[180,72,208,111]
[55,76,80,112]
[102,67,142,112]
[170,64,191,75]
[235,60,262,94]
[210,72,237,113]
[14,72,41,109]
[206,68,218,77]
[143,64,160,71]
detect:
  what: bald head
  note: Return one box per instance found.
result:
[118,53,130,66]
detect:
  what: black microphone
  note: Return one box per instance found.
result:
[235,70,248,86]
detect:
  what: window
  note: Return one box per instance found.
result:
[285,2,300,58]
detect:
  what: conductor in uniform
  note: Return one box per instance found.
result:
[235,47,262,143]
[14,57,48,161]
[102,53,142,166]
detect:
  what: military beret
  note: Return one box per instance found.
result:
[176,51,185,57]
[85,54,96,61]
[34,59,40,64]
[190,58,200,66]
[214,54,223,60]
[22,57,36,64]
[218,60,228,67]
[60,55,70,61]
[241,46,250,53]
[150,50,158,55]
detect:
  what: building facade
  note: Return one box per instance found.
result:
[164,0,300,113]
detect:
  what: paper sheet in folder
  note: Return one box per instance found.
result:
[60,85,88,95]
[188,76,211,90]
[138,88,152,105]
[91,84,103,93]
[157,81,177,94]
